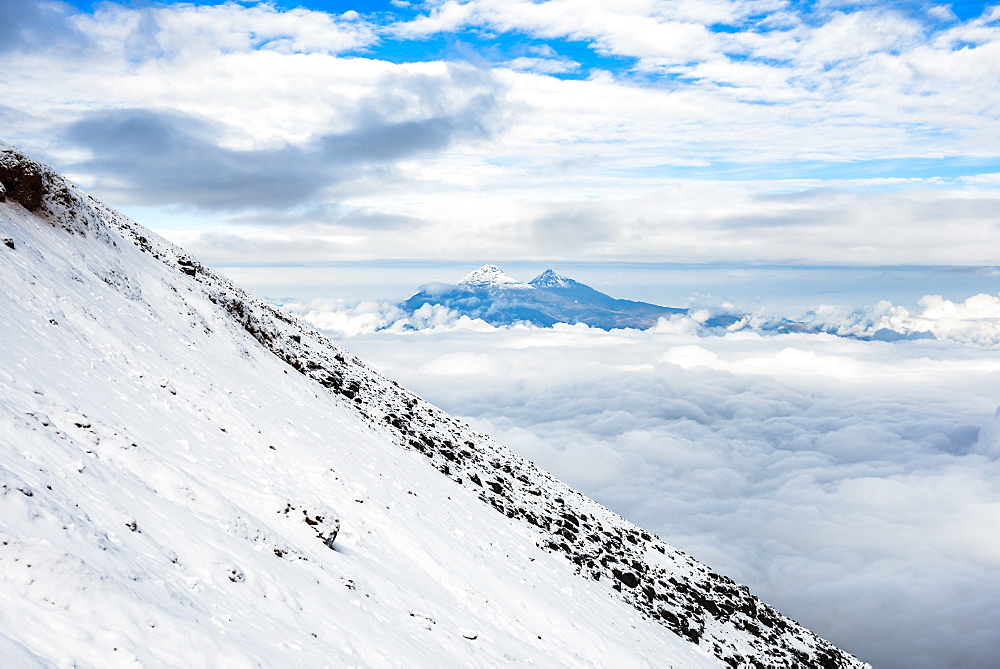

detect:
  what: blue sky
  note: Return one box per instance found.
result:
[3,0,1000,267]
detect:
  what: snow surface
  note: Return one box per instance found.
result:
[0,174,718,669]
[0,146,868,668]
[529,270,576,289]
[459,264,532,289]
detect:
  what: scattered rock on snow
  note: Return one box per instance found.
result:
[409,612,436,630]
[27,412,51,426]
[281,502,341,549]
[225,564,245,583]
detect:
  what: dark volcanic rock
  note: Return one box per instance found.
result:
[0,150,46,211]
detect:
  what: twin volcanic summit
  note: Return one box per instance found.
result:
[404,264,692,329]
[0,143,869,667]
[399,264,812,332]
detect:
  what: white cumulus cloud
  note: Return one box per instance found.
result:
[806,292,1000,348]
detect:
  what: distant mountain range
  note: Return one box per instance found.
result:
[404,264,695,329]
[403,264,794,331]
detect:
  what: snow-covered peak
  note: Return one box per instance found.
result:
[530,269,577,289]
[458,264,532,289]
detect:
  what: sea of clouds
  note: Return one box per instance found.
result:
[284,292,1000,669]
[285,290,1000,349]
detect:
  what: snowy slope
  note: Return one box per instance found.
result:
[0,145,868,668]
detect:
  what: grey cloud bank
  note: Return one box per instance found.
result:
[0,0,81,54]
[62,67,504,212]
[64,108,330,210]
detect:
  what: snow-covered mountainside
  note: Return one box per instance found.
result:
[0,145,868,668]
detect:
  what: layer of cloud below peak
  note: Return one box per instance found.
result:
[329,318,1000,669]
[286,288,1000,349]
